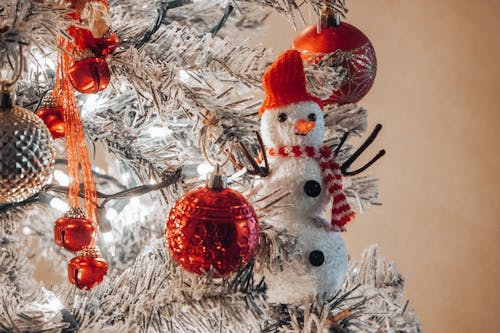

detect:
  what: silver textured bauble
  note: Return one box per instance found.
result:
[0,91,56,204]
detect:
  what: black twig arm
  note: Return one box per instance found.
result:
[341,124,386,176]
[236,131,270,177]
[210,4,235,37]
[334,131,350,156]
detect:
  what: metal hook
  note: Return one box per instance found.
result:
[200,130,234,169]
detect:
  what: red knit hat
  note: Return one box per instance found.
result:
[259,49,322,116]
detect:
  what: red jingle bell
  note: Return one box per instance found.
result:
[68,247,108,290]
[166,172,260,277]
[67,26,119,57]
[54,207,96,252]
[89,32,119,57]
[68,57,111,94]
[36,95,66,139]
[293,12,377,105]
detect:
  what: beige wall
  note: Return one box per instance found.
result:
[259,1,500,332]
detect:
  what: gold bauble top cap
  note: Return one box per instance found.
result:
[206,165,227,191]
[0,88,15,110]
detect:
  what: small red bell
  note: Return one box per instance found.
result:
[88,32,119,57]
[67,27,118,57]
[68,246,108,290]
[68,57,111,93]
[67,26,95,51]
[54,207,96,252]
[36,95,66,139]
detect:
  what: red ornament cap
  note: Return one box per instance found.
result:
[68,247,108,290]
[259,49,322,116]
[68,57,111,93]
[54,207,96,252]
[166,182,260,277]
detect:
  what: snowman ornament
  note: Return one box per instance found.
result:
[257,49,355,303]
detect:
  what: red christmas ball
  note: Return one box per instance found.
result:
[68,249,108,290]
[166,176,259,277]
[36,106,65,139]
[68,57,111,94]
[54,208,95,252]
[293,20,377,105]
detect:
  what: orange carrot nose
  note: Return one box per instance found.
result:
[295,119,315,134]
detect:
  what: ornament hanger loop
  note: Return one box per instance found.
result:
[200,132,234,170]
[1,44,23,90]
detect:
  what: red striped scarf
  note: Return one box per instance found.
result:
[267,145,355,231]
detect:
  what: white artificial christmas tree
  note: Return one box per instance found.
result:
[0,1,420,332]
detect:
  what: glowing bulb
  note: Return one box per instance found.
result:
[197,161,214,176]
[178,70,191,84]
[43,289,64,311]
[105,207,118,221]
[81,94,102,116]
[102,232,114,244]
[53,170,70,186]
[49,197,69,212]
[101,231,116,256]
[145,126,173,138]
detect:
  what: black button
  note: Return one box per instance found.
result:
[309,250,325,267]
[304,180,321,197]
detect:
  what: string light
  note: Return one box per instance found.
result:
[49,197,69,212]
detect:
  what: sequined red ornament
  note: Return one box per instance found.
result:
[166,173,260,277]
[54,208,96,252]
[35,94,65,139]
[293,13,377,105]
[68,57,111,94]
[68,247,108,290]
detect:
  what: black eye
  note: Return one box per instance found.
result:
[277,113,287,122]
[307,113,317,121]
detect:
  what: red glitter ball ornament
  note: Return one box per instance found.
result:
[68,57,111,94]
[68,247,108,290]
[166,173,260,277]
[36,95,66,139]
[54,208,95,252]
[293,14,377,105]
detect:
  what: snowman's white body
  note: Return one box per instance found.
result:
[258,100,349,303]
[262,217,348,304]
[262,156,329,233]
